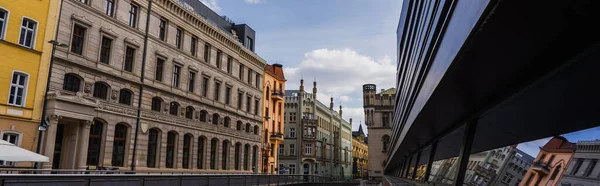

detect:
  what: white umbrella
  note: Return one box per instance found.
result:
[0,139,49,162]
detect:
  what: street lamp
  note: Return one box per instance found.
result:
[34,40,68,170]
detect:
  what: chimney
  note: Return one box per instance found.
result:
[330,97,334,110]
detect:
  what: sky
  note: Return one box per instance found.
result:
[199,0,403,133]
[516,126,600,158]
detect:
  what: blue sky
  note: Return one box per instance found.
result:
[200,0,403,132]
[516,126,600,158]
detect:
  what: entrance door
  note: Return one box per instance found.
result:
[303,163,309,181]
[52,124,65,169]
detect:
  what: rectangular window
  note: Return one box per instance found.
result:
[8,72,28,106]
[0,133,20,165]
[172,65,181,87]
[254,100,259,115]
[245,36,253,51]
[289,164,295,174]
[246,95,251,112]
[247,69,252,84]
[124,47,135,72]
[290,144,295,155]
[227,57,232,73]
[216,50,222,68]
[128,3,138,28]
[225,87,231,105]
[155,58,164,81]
[188,71,195,92]
[239,64,244,80]
[572,159,584,175]
[214,82,220,101]
[70,24,86,54]
[99,36,112,64]
[305,143,312,155]
[176,27,183,49]
[204,43,211,62]
[202,77,209,97]
[0,9,7,39]
[255,73,260,89]
[584,159,597,177]
[190,36,197,56]
[237,92,243,109]
[159,18,167,41]
[104,0,115,17]
[290,128,295,138]
[279,144,284,155]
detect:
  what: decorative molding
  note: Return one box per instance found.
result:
[201,71,212,78]
[125,37,141,47]
[214,77,223,82]
[173,57,183,65]
[71,14,93,26]
[82,120,93,129]
[155,50,168,57]
[84,82,93,93]
[100,27,119,38]
[111,90,119,101]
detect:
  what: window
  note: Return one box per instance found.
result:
[200,110,207,122]
[225,87,231,105]
[548,155,555,164]
[223,117,230,128]
[8,72,28,106]
[289,164,296,174]
[169,102,179,116]
[147,128,159,168]
[159,18,167,41]
[254,100,259,115]
[93,82,109,100]
[124,47,135,72]
[239,64,244,80]
[128,3,138,28]
[290,128,295,138]
[204,43,211,62]
[185,106,194,119]
[111,124,128,166]
[118,89,132,105]
[166,131,177,168]
[279,144,284,155]
[197,137,205,169]
[244,144,250,170]
[502,173,514,183]
[247,69,252,84]
[550,165,562,180]
[190,36,197,56]
[237,92,243,109]
[63,74,81,92]
[290,144,295,155]
[305,143,312,155]
[254,126,259,135]
[212,114,219,125]
[86,121,103,166]
[155,58,164,81]
[70,24,85,54]
[246,95,251,112]
[222,141,229,170]
[104,0,115,16]
[584,159,597,177]
[572,159,584,175]
[246,123,251,133]
[19,18,38,49]
[252,146,257,170]
[245,36,253,51]
[172,65,181,87]
[99,36,112,64]
[175,27,183,49]
[183,134,192,169]
[188,71,195,92]
[382,112,389,127]
[202,77,209,97]
[255,73,260,89]
[210,138,217,169]
[0,132,20,165]
[235,143,241,170]
[214,82,220,101]
[151,97,162,112]
[227,57,232,73]
[382,135,390,151]
[0,9,7,39]
[216,50,222,68]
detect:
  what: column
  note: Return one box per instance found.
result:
[42,114,60,169]
[412,151,421,179]
[453,120,478,186]
[76,120,92,170]
[424,142,437,183]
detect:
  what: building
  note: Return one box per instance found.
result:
[521,136,575,186]
[39,0,265,172]
[490,147,535,186]
[281,79,352,178]
[363,84,394,180]
[0,0,60,167]
[559,139,600,186]
[262,63,285,174]
[352,123,368,179]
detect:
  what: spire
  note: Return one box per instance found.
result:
[312,80,317,99]
[339,105,343,117]
[358,122,365,136]
[330,97,334,110]
[300,78,304,93]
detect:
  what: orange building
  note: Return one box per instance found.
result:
[520,136,575,186]
[261,64,286,173]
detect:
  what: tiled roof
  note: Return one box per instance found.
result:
[265,64,286,81]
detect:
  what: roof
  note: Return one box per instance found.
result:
[379,88,396,95]
[265,64,286,81]
[540,136,576,153]
[352,125,366,137]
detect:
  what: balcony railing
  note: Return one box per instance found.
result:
[271,90,284,100]
[531,160,551,175]
[270,132,284,141]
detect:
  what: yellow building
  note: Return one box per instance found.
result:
[262,64,286,173]
[0,0,60,167]
[352,124,369,178]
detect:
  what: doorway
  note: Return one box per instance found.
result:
[52,124,65,169]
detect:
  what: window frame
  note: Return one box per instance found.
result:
[151,97,162,112]
[203,43,211,63]
[7,71,29,107]
[146,128,160,168]
[63,74,82,92]
[111,124,128,167]
[190,36,197,56]
[155,57,165,81]
[213,81,220,101]
[92,82,110,100]
[18,17,38,49]
[70,23,87,55]
[123,46,136,72]
[188,70,195,92]
[216,50,222,68]
[104,0,116,17]
[225,86,231,105]
[99,36,113,64]
[172,64,181,88]
[118,89,133,105]
[175,27,183,49]
[0,131,22,166]
[128,3,139,28]
[159,18,167,41]
[0,7,9,40]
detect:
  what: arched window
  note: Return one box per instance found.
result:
[236,121,242,131]
[86,120,103,166]
[147,128,160,168]
[119,89,132,105]
[252,145,258,171]
[111,123,128,166]
[63,74,81,92]
[223,117,231,128]
[210,138,218,169]
[183,134,192,169]
[222,140,229,170]
[254,126,259,135]
[235,143,241,170]
[185,106,194,119]
[266,86,270,99]
[550,164,561,180]
[244,144,250,170]
[166,131,177,168]
[245,123,251,133]
[151,97,162,111]
[382,135,390,151]
[212,114,220,125]
[169,102,179,116]
[197,136,206,169]
[93,82,109,99]
[200,110,208,122]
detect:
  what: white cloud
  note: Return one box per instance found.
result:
[244,0,264,4]
[199,0,221,12]
[517,137,551,157]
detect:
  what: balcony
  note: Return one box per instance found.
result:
[271,90,284,100]
[473,165,497,179]
[531,160,551,175]
[270,132,284,141]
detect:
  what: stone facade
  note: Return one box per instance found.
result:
[40,0,265,173]
[560,140,600,186]
[363,84,394,180]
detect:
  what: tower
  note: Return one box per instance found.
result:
[300,79,304,96]
[313,81,317,100]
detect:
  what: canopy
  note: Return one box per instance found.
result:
[0,139,49,162]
